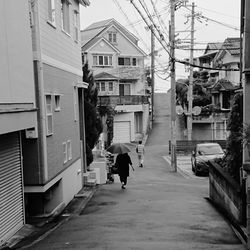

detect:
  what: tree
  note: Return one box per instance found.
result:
[223,92,243,182]
[82,63,103,166]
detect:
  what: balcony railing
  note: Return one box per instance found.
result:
[98,95,149,106]
[192,110,230,123]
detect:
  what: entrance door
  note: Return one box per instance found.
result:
[119,84,130,96]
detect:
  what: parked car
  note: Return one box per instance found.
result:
[191,143,224,176]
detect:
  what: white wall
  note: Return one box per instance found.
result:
[0,0,35,103]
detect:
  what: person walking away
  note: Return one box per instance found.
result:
[115,153,133,189]
[136,140,145,168]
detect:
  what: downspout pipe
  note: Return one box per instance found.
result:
[31,0,48,183]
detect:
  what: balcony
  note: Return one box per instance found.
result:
[98,95,149,106]
[192,110,230,123]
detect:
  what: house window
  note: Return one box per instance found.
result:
[101,82,106,92]
[93,55,112,66]
[67,140,72,160]
[108,32,117,43]
[222,92,231,109]
[73,87,78,121]
[132,58,137,66]
[48,0,56,26]
[61,0,70,34]
[63,142,67,163]
[73,11,79,41]
[45,95,53,135]
[96,82,100,91]
[54,94,61,111]
[118,57,136,66]
[108,82,113,91]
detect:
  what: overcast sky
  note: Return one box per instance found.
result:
[80,0,240,92]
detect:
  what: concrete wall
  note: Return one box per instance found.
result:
[209,161,244,225]
[0,0,35,104]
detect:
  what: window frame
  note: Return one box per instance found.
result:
[93,55,112,67]
[48,0,56,27]
[118,57,137,67]
[67,140,72,161]
[108,82,113,92]
[101,82,106,92]
[45,94,53,136]
[54,94,61,111]
[61,0,70,34]
[108,31,117,43]
[63,142,67,164]
[73,10,79,42]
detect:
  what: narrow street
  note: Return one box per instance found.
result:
[24,93,245,250]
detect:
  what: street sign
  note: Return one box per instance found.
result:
[176,105,184,115]
[192,106,201,116]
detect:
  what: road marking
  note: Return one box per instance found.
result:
[163,155,207,180]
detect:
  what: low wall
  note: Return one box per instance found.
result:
[209,161,245,225]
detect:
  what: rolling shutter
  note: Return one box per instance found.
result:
[113,121,131,143]
[0,132,24,245]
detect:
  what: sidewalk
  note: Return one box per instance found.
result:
[2,187,97,250]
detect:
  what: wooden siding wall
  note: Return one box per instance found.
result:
[43,64,81,180]
[0,0,35,103]
[38,0,82,73]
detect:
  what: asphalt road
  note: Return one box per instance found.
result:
[23,93,245,250]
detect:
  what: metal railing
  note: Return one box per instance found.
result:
[98,95,149,106]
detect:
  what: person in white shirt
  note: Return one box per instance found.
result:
[136,140,145,168]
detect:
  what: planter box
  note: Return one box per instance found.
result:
[209,161,245,225]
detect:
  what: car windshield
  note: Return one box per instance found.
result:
[198,144,223,155]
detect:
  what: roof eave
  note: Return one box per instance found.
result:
[78,0,90,6]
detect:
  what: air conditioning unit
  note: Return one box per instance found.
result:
[25,127,38,139]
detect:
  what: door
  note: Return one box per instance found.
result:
[0,132,24,245]
[113,121,131,143]
[119,84,130,96]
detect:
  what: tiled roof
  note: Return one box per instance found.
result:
[94,72,118,80]
[211,79,237,92]
[81,37,101,51]
[84,19,113,31]
[94,67,145,81]
[222,37,240,56]
[81,27,105,46]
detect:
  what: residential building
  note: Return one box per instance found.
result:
[81,19,150,145]
[0,0,89,245]
[191,38,240,140]
[0,0,37,244]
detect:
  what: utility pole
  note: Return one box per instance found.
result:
[187,2,195,141]
[170,0,177,171]
[151,25,155,122]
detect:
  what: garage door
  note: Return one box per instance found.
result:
[0,132,24,245]
[113,121,131,143]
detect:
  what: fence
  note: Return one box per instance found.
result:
[168,140,227,154]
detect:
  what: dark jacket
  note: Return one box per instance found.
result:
[115,153,132,177]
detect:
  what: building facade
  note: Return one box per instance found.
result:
[0,0,89,245]
[81,19,150,145]
[0,0,37,244]
[191,38,240,140]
